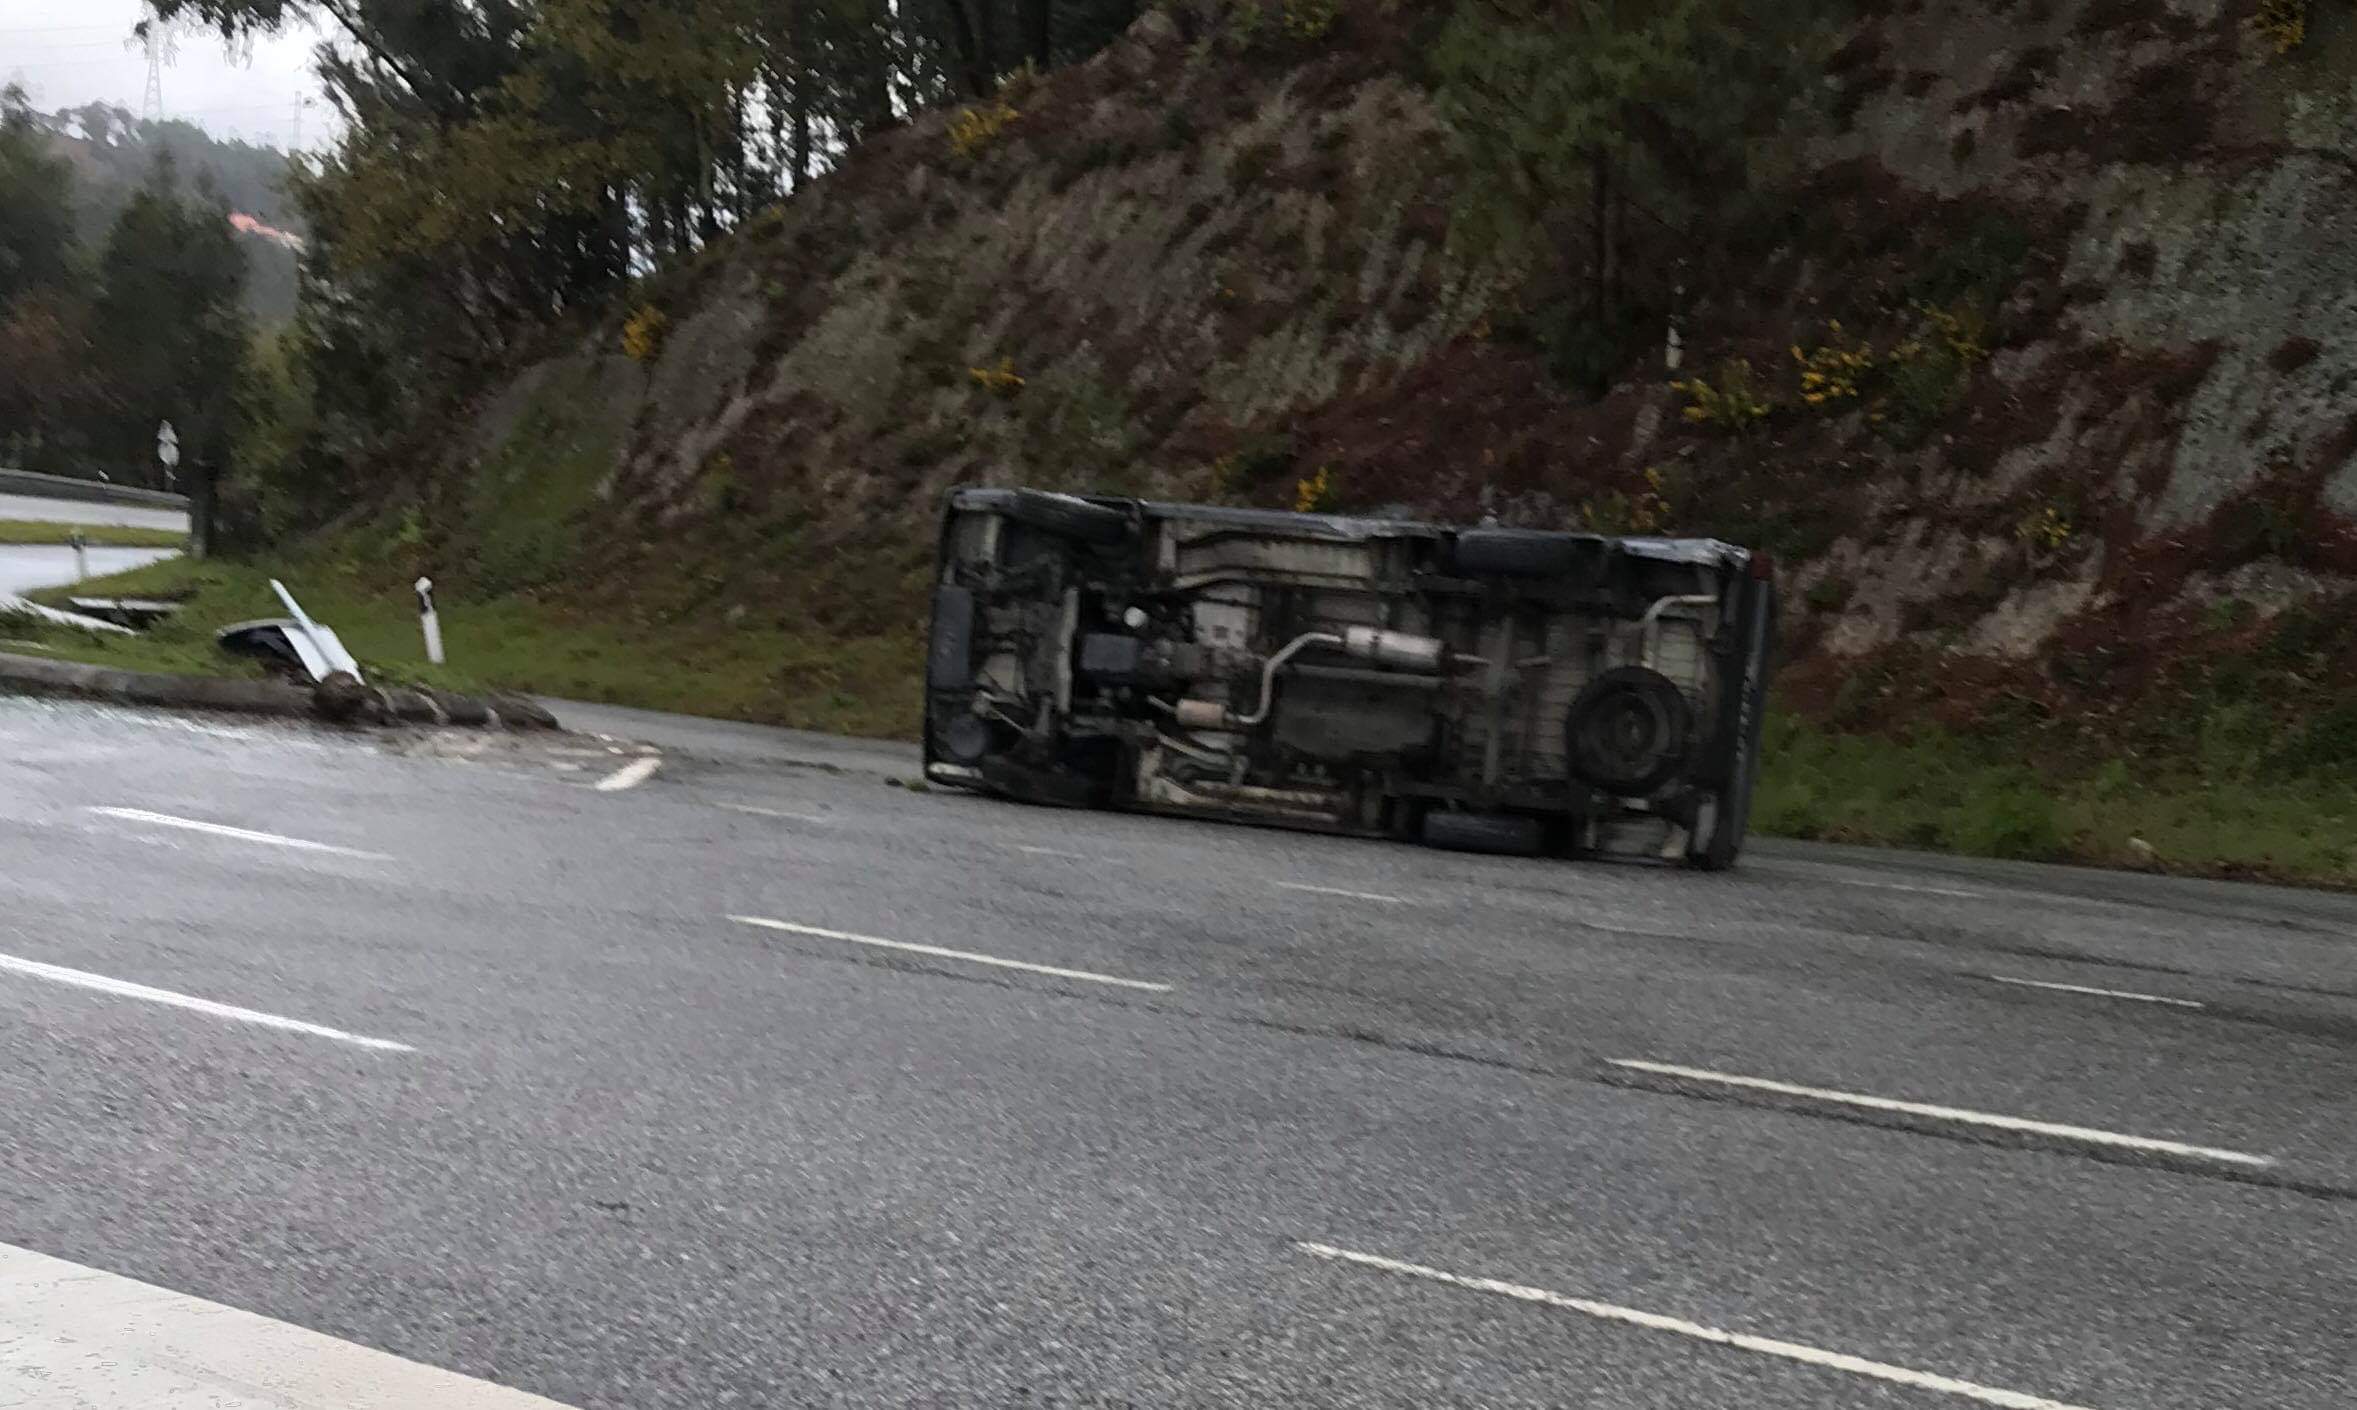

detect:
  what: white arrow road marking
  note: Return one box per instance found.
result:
[0,950,413,1052]
[594,757,662,791]
[87,807,388,860]
[730,915,1171,992]
[1296,1242,2106,1410]
[0,1241,571,1407]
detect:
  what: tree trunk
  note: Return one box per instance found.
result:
[1022,0,1051,69]
[791,74,812,190]
[1590,146,1614,327]
[190,458,214,560]
[977,0,999,84]
[939,0,991,97]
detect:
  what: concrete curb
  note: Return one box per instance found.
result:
[0,651,557,730]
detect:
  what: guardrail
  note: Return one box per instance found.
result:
[0,467,191,511]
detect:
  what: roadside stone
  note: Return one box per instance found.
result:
[490,694,560,729]
[2127,836,2158,867]
[312,671,380,723]
[381,687,447,725]
[0,650,555,732]
[432,690,493,727]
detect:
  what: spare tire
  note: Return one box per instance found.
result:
[1566,666,1693,797]
[1453,528,1593,578]
[1002,489,1133,545]
[1421,810,1546,856]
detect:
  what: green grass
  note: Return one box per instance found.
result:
[17,552,924,738]
[0,520,188,549]
[17,559,2352,885]
[1755,711,2357,887]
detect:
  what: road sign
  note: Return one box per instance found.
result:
[156,421,180,470]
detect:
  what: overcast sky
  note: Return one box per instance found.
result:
[0,0,328,149]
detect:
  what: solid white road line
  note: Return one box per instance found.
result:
[594,756,662,791]
[0,950,414,1052]
[1295,1242,2103,1410]
[719,802,829,823]
[1987,975,2204,1009]
[1837,877,1984,899]
[729,915,1171,992]
[1607,1060,2273,1168]
[1274,881,1411,905]
[0,1240,572,1409]
[86,807,389,861]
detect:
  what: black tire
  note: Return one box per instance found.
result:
[1453,528,1593,578]
[1421,810,1546,856]
[1002,489,1132,545]
[1566,666,1694,797]
[1689,582,1774,870]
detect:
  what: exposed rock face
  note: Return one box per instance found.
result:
[449,0,2357,727]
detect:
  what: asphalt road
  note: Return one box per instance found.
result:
[0,491,189,533]
[0,544,179,597]
[2,694,2352,1407]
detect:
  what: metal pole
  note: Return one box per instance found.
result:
[415,577,445,665]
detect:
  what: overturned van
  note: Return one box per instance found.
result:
[923,488,1778,868]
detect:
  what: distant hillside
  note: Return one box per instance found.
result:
[39,104,302,324]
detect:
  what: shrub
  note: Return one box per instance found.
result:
[2017,503,2073,550]
[949,100,1018,160]
[1282,0,1342,42]
[1580,466,1675,534]
[969,358,1025,397]
[1906,213,2031,311]
[1879,301,1989,444]
[1293,463,1340,511]
[1792,322,1875,408]
[2254,0,2307,54]
[1673,359,1775,432]
[621,305,669,362]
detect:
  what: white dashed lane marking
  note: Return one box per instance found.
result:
[0,950,414,1052]
[86,807,389,860]
[1014,845,1091,860]
[1606,1059,2273,1168]
[1834,877,1984,899]
[1986,975,2204,1009]
[719,802,829,823]
[1274,882,1411,905]
[730,915,1172,992]
[1296,1242,2105,1410]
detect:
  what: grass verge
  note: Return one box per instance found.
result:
[18,553,922,738]
[15,555,2352,887]
[1755,710,2357,888]
[0,520,188,549]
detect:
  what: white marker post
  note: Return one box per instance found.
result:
[68,528,87,583]
[415,576,445,665]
